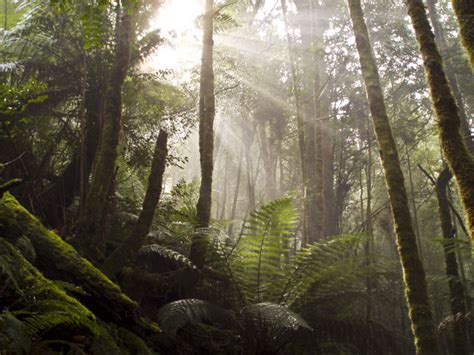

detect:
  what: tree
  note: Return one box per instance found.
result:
[406,0,474,245]
[450,0,474,69]
[347,0,439,353]
[78,1,135,261]
[190,0,216,267]
[103,129,169,276]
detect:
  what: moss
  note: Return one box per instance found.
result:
[347,1,439,354]
[0,238,99,341]
[407,0,474,247]
[451,0,474,69]
[0,193,159,338]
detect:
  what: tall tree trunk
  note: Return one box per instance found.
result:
[406,0,474,244]
[294,0,324,244]
[347,1,439,353]
[190,0,215,268]
[426,0,474,153]
[435,168,470,354]
[450,0,474,69]
[103,130,168,276]
[281,0,307,242]
[79,2,134,262]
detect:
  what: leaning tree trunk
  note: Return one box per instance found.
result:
[406,0,474,244]
[103,129,168,276]
[450,0,474,69]
[347,1,439,354]
[426,0,474,153]
[189,0,215,268]
[435,168,470,354]
[79,2,134,262]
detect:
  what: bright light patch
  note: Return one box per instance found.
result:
[157,0,203,35]
[144,0,203,74]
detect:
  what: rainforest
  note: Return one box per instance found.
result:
[0,0,473,354]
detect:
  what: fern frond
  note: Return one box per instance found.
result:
[138,244,197,270]
[231,197,298,304]
[282,234,364,306]
[157,299,235,335]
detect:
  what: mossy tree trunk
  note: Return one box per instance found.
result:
[190,0,215,268]
[450,0,474,69]
[435,168,470,354]
[347,1,439,353]
[103,129,169,276]
[79,2,134,262]
[426,0,474,153]
[406,0,474,244]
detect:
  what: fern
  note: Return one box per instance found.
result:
[0,239,99,340]
[157,299,235,335]
[229,197,363,307]
[138,244,197,270]
[231,197,298,304]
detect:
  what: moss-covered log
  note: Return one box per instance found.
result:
[451,0,474,69]
[0,193,158,338]
[406,0,474,245]
[0,238,98,338]
[347,1,439,353]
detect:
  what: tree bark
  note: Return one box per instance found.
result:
[435,168,470,354]
[79,2,134,262]
[406,0,474,245]
[450,0,474,69]
[190,0,215,268]
[103,130,168,276]
[426,0,474,153]
[347,1,439,353]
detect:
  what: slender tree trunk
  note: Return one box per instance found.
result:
[347,1,439,353]
[78,2,134,261]
[228,157,242,237]
[426,0,474,153]
[219,152,229,220]
[406,144,423,260]
[190,0,215,267]
[103,130,168,276]
[365,118,374,320]
[450,0,474,69]
[435,168,470,354]
[406,0,474,244]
